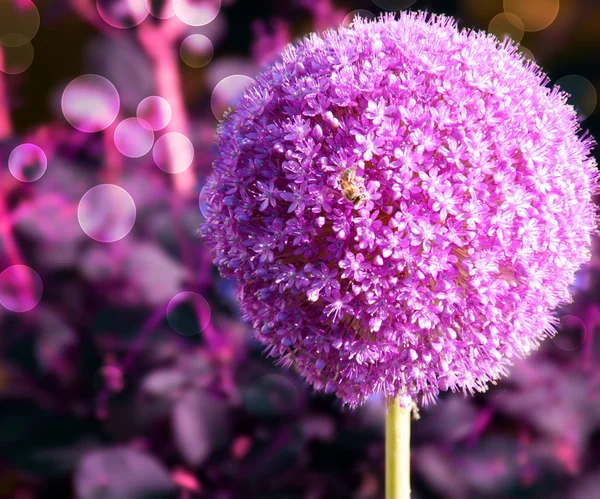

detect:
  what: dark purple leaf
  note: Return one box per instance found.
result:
[142,369,187,397]
[13,193,83,244]
[79,240,188,306]
[34,307,76,374]
[172,390,230,467]
[74,447,177,499]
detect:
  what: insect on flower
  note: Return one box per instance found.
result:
[339,167,369,207]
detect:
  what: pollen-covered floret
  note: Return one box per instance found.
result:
[201,12,600,408]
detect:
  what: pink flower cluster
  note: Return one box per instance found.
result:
[201,12,600,407]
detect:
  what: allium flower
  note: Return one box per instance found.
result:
[201,12,600,408]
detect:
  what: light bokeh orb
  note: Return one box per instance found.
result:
[113,117,154,158]
[553,315,587,351]
[556,75,597,121]
[0,0,40,47]
[342,10,376,28]
[153,132,195,173]
[488,12,524,43]
[210,74,255,121]
[244,375,300,417]
[199,184,211,218]
[96,0,150,29]
[518,46,536,62]
[78,184,136,243]
[166,291,211,336]
[145,0,175,19]
[61,75,120,133]
[370,0,417,11]
[8,143,47,182]
[0,37,34,75]
[0,265,43,313]
[503,0,560,32]
[136,96,172,131]
[180,34,214,68]
[173,0,221,27]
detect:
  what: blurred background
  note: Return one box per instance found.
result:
[0,0,599,498]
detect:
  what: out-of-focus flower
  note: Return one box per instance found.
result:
[201,12,599,408]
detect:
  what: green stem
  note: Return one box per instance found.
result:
[386,396,412,499]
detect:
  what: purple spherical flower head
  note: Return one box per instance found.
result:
[201,12,600,408]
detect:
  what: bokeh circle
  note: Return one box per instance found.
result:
[180,34,214,68]
[113,117,154,158]
[342,10,376,28]
[137,96,172,131]
[145,0,176,19]
[553,315,587,351]
[518,46,536,62]
[78,184,137,243]
[503,0,560,32]
[0,0,40,47]
[173,0,221,27]
[199,184,211,218]
[96,0,150,29]
[61,75,120,133]
[244,375,300,417]
[370,0,417,11]
[0,37,34,75]
[8,143,47,182]
[556,75,597,121]
[166,291,211,336]
[210,74,256,121]
[153,132,195,173]
[488,13,524,43]
[0,265,43,313]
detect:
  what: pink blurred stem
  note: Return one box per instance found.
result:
[467,406,494,447]
[0,50,13,138]
[138,19,195,197]
[103,119,123,183]
[0,192,36,308]
[0,52,36,305]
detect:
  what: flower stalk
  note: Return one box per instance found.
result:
[138,17,194,197]
[386,396,411,499]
